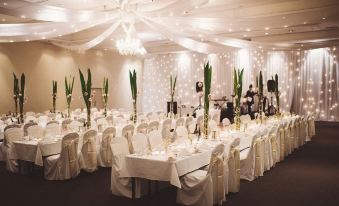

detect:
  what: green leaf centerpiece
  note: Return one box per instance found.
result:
[233,68,244,130]
[79,68,92,128]
[52,80,57,113]
[203,62,212,138]
[129,69,137,124]
[65,75,75,118]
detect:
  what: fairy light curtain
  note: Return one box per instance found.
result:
[142,46,339,121]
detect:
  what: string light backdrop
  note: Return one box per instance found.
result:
[142,46,339,121]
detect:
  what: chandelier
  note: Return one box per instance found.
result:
[116,35,146,55]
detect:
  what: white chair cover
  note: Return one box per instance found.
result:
[44,132,80,180]
[131,133,149,155]
[79,129,98,172]
[45,123,61,137]
[122,124,135,153]
[240,133,262,181]
[177,144,225,206]
[23,122,38,136]
[148,121,160,133]
[227,138,241,193]
[222,118,231,127]
[3,128,23,173]
[110,137,142,198]
[148,130,164,151]
[27,125,45,139]
[136,123,148,134]
[98,127,116,167]
[176,117,185,127]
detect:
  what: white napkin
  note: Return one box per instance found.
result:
[178,148,192,157]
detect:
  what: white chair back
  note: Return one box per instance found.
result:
[27,125,45,138]
[148,130,164,151]
[45,123,61,137]
[131,133,149,154]
[222,118,231,127]
[136,122,148,134]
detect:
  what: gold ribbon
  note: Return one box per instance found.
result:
[209,154,225,205]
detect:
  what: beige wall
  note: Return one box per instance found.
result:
[0,42,144,114]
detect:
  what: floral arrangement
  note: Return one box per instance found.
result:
[65,75,74,118]
[52,80,57,113]
[13,73,26,123]
[233,68,244,130]
[169,74,177,118]
[79,68,92,128]
[203,62,212,138]
[102,77,109,117]
[13,73,19,116]
[274,73,280,115]
[257,71,264,121]
[129,69,137,123]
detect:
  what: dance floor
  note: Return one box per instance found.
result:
[1,121,338,206]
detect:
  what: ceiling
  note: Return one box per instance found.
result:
[1,0,339,53]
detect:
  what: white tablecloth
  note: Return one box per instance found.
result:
[120,139,227,188]
[13,138,62,166]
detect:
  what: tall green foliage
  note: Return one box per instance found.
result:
[129,69,137,123]
[79,68,92,109]
[13,73,19,115]
[52,80,57,113]
[13,73,26,123]
[275,74,280,110]
[79,68,92,126]
[258,71,263,96]
[233,68,244,108]
[65,75,74,117]
[102,77,109,116]
[204,62,212,112]
[129,69,137,102]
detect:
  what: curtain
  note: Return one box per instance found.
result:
[142,46,339,121]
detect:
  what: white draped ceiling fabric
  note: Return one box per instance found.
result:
[0,0,291,52]
[142,47,339,121]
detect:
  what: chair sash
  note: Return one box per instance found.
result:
[270,133,277,166]
[64,139,78,178]
[228,147,240,193]
[254,138,264,177]
[82,131,97,171]
[208,154,225,205]
[100,133,114,166]
[279,128,285,161]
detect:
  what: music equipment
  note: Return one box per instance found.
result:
[220,102,235,123]
[167,101,177,114]
[267,80,275,92]
[196,81,203,93]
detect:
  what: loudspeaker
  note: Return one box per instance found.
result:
[196,81,203,93]
[167,101,177,114]
[267,80,275,92]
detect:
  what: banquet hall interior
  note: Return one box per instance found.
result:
[0,0,339,206]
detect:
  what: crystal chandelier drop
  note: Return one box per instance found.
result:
[116,34,146,55]
[115,20,146,56]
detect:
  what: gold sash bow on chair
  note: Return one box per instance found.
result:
[64,139,78,178]
[83,136,97,170]
[270,134,277,166]
[254,138,264,177]
[229,147,240,193]
[101,133,113,165]
[209,154,225,206]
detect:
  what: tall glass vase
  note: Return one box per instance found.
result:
[133,100,137,124]
[235,107,241,130]
[67,105,71,118]
[86,107,91,129]
[258,95,263,123]
[203,112,209,138]
[170,97,174,118]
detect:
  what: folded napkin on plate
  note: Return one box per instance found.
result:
[197,142,210,151]
[167,152,176,162]
[178,148,192,157]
